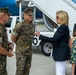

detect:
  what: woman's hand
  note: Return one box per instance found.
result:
[8,52,14,57]
[35,32,40,37]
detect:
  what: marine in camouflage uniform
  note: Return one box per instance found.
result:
[0,23,9,75]
[11,8,35,75]
[0,8,13,75]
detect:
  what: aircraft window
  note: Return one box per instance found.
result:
[5,18,12,27]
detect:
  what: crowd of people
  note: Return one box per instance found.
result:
[0,7,76,75]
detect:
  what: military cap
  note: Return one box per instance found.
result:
[0,7,12,16]
[24,8,33,16]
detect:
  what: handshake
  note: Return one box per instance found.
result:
[8,42,14,57]
[35,32,40,37]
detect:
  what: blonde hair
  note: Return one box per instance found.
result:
[56,10,69,25]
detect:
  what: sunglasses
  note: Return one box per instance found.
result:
[56,16,59,19]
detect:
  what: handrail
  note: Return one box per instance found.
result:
[63,0,76,10]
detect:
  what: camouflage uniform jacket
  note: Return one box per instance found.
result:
[0,23,9,61]
[12,20,35,55]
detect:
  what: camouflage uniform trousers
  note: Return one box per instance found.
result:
[0,61,7,75]
[15,54,32,75]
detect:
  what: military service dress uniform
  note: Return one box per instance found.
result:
[12,20,35,75]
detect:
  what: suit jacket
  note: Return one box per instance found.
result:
[39,25,70,61]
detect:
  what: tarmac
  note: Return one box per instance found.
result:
[7,48,72,75]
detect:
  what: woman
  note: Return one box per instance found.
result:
[35,10,70,75]
[69,23,76,75]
